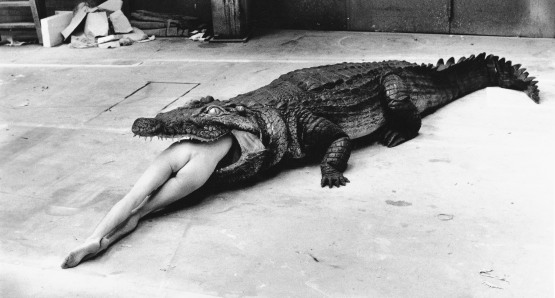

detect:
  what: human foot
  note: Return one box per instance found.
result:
[61,240,101,269]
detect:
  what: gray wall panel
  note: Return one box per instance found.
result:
[347,0,450,33]
[451,0,555,37]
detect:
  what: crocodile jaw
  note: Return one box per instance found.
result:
[214,130,266,176]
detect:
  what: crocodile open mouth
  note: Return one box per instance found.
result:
[132,116,265,177]
[147,129,266,174]
[214,130,265,174]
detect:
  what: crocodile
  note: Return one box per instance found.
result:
[132,53,539,188]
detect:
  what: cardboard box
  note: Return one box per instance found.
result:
[85,12,109,37]
[97,0,123,13]
[110,10,133,33]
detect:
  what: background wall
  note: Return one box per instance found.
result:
[252,0,348,31]
[450,0,555,37]
[346,0,450,33]
[1,0,554,38]
[256,0,555,38]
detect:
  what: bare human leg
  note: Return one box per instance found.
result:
[61,136,232,269]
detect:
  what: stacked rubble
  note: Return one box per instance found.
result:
[128,10,211,41]
[129,10,195,37]
[61,0,150,48]
[57,0,209,48]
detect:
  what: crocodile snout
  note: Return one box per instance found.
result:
[132,118,163,136]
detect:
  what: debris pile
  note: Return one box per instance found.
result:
[129,10,199,37]
[59,0,208,48]
[61,0,151,49]
[189,29,211,42]
[128,10,211,41]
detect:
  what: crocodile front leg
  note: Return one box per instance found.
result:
[380,72,422,147]
[320,136,351,187]
[297,109,352,188]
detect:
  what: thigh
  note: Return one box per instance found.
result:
[138,137,233,215]
[137,158,211,215]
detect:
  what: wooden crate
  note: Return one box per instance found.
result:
[210,0,251,41]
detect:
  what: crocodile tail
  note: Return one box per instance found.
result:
[485,54,540,103]
[427,53,540,103]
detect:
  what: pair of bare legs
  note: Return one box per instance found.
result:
[61,135,232,269]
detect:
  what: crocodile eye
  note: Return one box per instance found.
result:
[236,105,245,113]
[207,107,221,115]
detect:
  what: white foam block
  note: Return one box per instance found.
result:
[41,11,73,47]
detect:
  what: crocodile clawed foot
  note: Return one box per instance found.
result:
[381,129,411,148]
[321,173,350,188]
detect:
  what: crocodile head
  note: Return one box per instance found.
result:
[132,96,288,184]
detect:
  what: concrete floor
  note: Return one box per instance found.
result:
[0,30,553,297]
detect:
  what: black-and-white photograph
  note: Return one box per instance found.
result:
[1,0,553,297]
